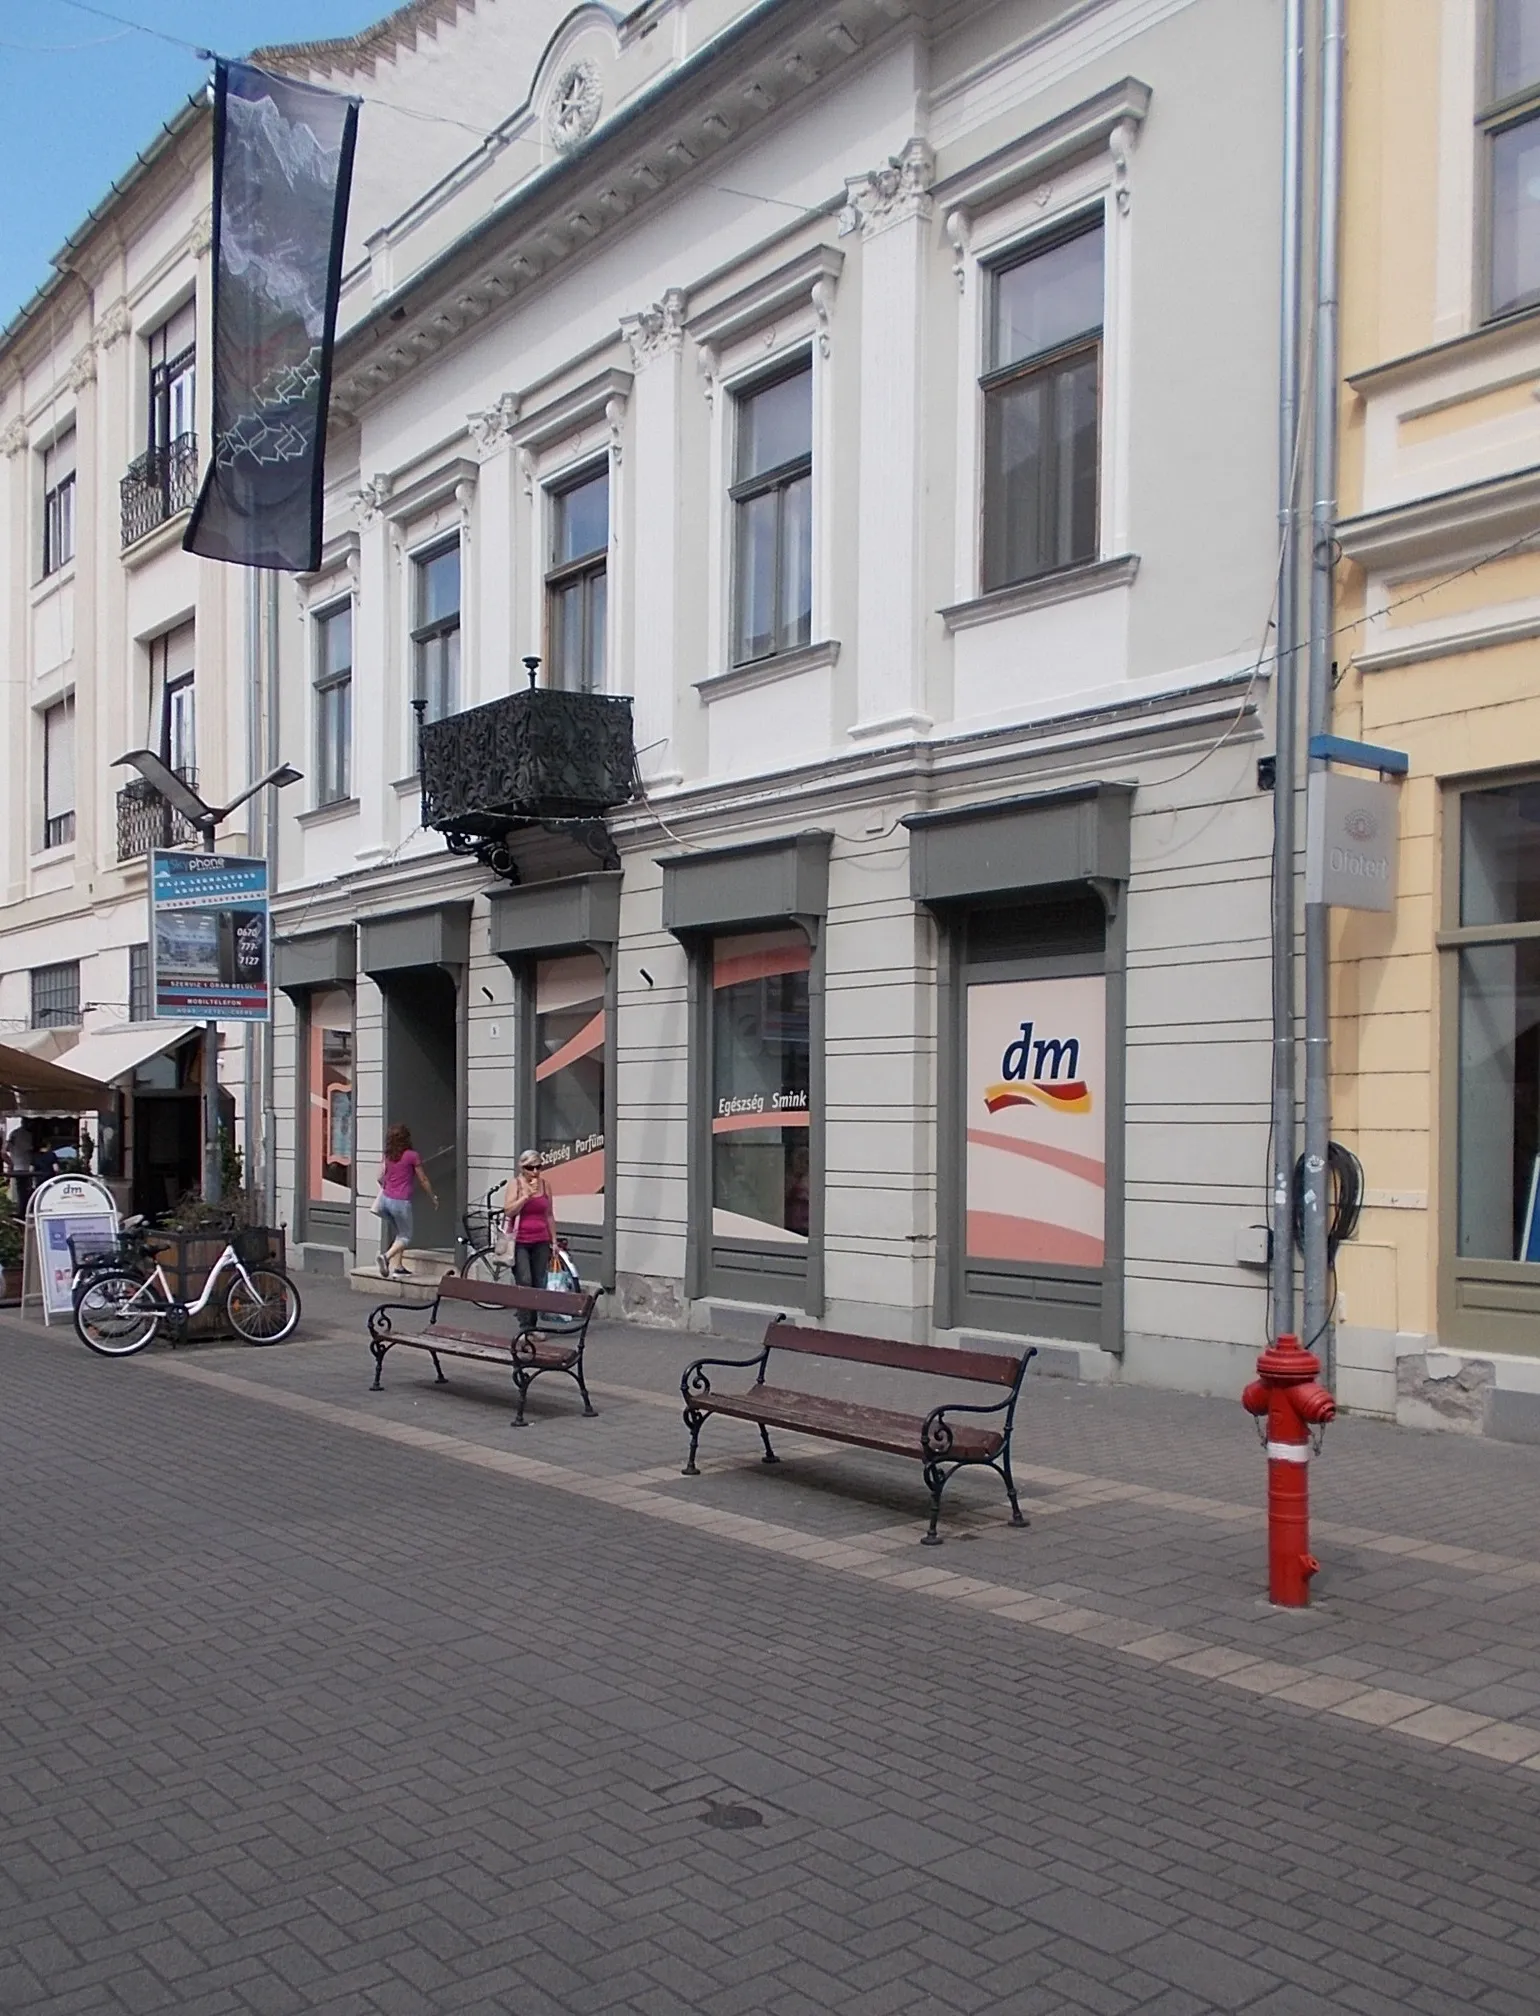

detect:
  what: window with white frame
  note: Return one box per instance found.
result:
[546,466,608,693]
[42,698,75,850]
[147,300,196,455]
[412,541,461,724]
[42,431,76,577]
[731,360,813,666]
[149,622,197,785]
[981,215,1104,593]
[1484,0,1540,318]
[314,601,352,804]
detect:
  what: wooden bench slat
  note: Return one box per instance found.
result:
[435,1273,593,1317]
[416,1326,580,1371]
[764,1323,1025,1388]
[698,1385,1003,1459]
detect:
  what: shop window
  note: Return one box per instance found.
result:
[711,930,811,1246]
[981,217,1102,592]
[1455,781,1540,1260]
[306,988,355,1207]
[1484,0,1540,319]
[533,954,606,1229]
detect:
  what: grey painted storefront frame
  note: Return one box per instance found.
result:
[489,875,621,1292]
[360,903,472,1255]
[275,930,359,1253]
[909,784,1132,1357]
[663,834,831,1318]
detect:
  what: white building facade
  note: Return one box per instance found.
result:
[261,0,1291,1391]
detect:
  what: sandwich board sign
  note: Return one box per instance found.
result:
[25,1174,120,1325]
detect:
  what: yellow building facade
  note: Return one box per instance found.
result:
[1333,0,1540,1436]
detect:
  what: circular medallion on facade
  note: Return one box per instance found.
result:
[548,59,602,151]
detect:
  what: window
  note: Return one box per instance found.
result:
[981,217,1103,592]
[30,962,80,1030]
[42,432,76,577]
[1454,781,1540,1261]
[731,362,813,665]
[533,955,607,1239]
[545,470,608,693]
[314,603,352,804]
[711,931,811,1246]
[148,301,196,455]
[306,988,355,1207]
[129,943,151,1023]
[1484,1,1540,317]
[412,542,461,725]
[42,699,75,850]
[149,623,197,785]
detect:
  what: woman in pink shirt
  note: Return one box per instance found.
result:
[377,1123,437,1279]
[502,1149,555,1331]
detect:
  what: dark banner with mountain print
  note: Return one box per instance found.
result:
[184,62,359,573]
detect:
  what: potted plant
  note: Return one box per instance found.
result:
[0,1189,23,1305]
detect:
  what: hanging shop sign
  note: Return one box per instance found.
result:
[25,1174,120,1325]
[965,974,1106,1269]
[150,851,271,1022]
[1306,771,1399,913]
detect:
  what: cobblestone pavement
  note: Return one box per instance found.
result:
[2,1286,1539,2015]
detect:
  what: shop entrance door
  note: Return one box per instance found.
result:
[132,1096,201,1217]
[378,968,458,1255]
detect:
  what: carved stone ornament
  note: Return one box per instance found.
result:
[66,343,97,392]
[621,287,687,371]
[605,395,625,464]
[0,418,27,457]
[548,58,603,152]
[838,138,935,240]
[1109,120,1137,215]
[944,210,971,293]
[95,298,132,347]
[810,275,836,358]
[189,206,214,257]
[468,391,519,456]
[355,472,393,524]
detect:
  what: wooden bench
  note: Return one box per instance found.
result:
[368,1273,598,1426]
[680,1321,1036,1544]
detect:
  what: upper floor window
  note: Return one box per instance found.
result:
[42,432,76,577]
[981,216,1103,593]
[412,542,461,725]
[732,361,812,666]
[30,961,80,1030]
[546,467,608,693]
[149,622,197,786]
[314,602,352,805]
[129,943,151,1024]
[1485,1,1540,317]
[148,301,196,454]
[42,699,75,850]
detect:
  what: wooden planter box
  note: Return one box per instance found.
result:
[155,1226,287,1340]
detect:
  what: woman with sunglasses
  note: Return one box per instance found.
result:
[501,1150,556,1331]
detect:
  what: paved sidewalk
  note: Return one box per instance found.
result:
[1,1288,1538,2014]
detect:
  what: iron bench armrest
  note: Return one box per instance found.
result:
[367,1299,435,1344]
[681,1346,773,1405]
[920,1351,1036,1459]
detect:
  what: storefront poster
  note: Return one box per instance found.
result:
[27,1175,120,1323]
[534,955,606,1228]
[712,931,811,1245]
[307,987,354,1204]
[966,974,1106,1268]
[150,851,270,1022]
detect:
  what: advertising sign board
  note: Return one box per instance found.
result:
[150,851,270,1021]
[1305,772,1399,913]
[26,1174,120,1324]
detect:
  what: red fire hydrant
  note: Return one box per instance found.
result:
[1241,1335,1336,1607]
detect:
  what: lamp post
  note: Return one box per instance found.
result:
[114,752,301,1204]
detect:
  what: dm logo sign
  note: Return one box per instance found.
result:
[984,1020,1092,1116]
[965,976,1106,1271]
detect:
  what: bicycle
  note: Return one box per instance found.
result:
[74,1232,302,1356]
[459,1180,583,1333]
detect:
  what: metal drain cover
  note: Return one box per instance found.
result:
[702,1801,764,1830]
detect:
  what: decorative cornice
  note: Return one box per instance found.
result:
[1336,464,1540,572]
[620,287,687,372]
[468,391,519,456]
[513,366,633,455]
[189,207,214,257]
[95,298,132,348]
[355,472,393,524]
[838,138,935,240]
[940,554,1141,633]
[688,244,844,404]
[1,418,27,457]
[66,343,97,392]
[932,76,1152,225]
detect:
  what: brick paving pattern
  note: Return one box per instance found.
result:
[2,1289,1538,2013]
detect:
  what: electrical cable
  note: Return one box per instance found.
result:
[1291,1139,1362,1261]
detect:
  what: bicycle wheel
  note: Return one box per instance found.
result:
[74,1271,164,1356]
[460,1247,511,1287]
[226,1268,301,1345]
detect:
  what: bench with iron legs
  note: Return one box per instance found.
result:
[368,1273,598,1426]
[680,1320,1036,1543]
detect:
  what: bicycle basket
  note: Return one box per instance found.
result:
[67,1234,119,1273]
[233,1228,273,1266]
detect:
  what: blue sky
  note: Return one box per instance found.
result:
[1,1,386,325]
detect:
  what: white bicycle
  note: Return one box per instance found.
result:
[73,1235,302,1356]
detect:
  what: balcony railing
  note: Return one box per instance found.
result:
[419,687,635,880]
[120,433,199,549]
[116,775,201,861]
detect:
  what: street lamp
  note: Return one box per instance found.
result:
[114,752,302,1204]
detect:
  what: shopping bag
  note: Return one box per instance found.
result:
[546,1245,581,1294]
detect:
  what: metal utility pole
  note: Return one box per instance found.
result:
[263,569,281,1229]
[1269,0,1307,1344]
[200,820,223,1204]
[1303,0,1346,1375]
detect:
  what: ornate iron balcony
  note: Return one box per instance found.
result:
[116,775,201,861]
[419,687,635,881]
[120,433,199,549]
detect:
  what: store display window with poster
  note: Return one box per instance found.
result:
[304,987,355,1239]
[533,954,606,1240]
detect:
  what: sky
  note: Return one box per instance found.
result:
[0,0,388,326]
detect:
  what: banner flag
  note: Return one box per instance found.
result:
[184,61,359,573]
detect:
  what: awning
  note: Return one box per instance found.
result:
[0,1028,77,1061]
[60,1022,201,1086]
[0,1042,112,1113]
